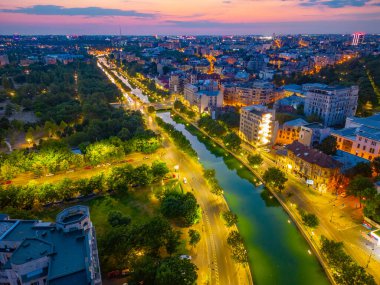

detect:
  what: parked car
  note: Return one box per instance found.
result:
[107,270,121,279]
[179,255,192,260]
[183,177,187,184]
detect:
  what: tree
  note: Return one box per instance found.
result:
[108,211,131,227]
[155,256,198,285]
[131,164,154,186]
[188,229,201,247]
[348,162,373,178]
[247,154,263,168]
[151,160,169,180]
[222,210,238,227]
[147,106,155,113]
[318,136,337,155]
[160,191,201,226]
[320,236,376,285]
[347,176,376,207]
[227,231,248,264]
[363,194,380,223]
[371,157,380,174]
[263,167,288,192]
[300,211,319,228]
[223,133,241,151]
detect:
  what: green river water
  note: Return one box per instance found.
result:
[158,112,329,285]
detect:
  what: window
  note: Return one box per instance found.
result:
[363,146,366,151]
[357,144,361,148]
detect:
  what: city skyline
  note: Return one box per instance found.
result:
[0,0,380,35]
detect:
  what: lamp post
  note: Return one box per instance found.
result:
[330,204,335,222]
[366,244,375,268]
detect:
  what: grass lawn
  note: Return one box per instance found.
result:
[32,179,185,239]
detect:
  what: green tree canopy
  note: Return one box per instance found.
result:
[263,167,288,192]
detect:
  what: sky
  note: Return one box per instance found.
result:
[0,0,380,35]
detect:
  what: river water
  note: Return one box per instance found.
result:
[157,112,329,285]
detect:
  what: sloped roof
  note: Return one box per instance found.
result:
[287,141,342,169]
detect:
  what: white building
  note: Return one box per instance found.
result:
[304,85,358,127]
[184,80,223,114]
[0,206,101,285]
[239,105,276,145]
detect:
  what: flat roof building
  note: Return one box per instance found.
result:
[0,206,101,285]
[239,105,276,145]
[304,85,358,127]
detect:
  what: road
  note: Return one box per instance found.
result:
[243,142,380,283]
[97,59,251,285]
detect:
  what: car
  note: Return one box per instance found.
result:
[179,255,192,260]
[263,148,270,152]
[183,177,187,184]
[5,180,12,185]
[84,166,92,170]
[45,173,54,177]
[107,270,121,278]
[143,156,149,160]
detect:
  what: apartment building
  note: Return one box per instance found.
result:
[183,80,223,113]
[276,141,342,192]
[239,105,276,145]
[222,81,284,107]
[332,113,380,161]
[276,119,308,145]
[0,206,101,285]
[304,85,358,127]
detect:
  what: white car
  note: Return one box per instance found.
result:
[183,177,187,184]
[179,255,192,260]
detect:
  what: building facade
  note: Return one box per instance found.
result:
[183,80,223,113]
[222,81,284,107]
[0,206,101,285]
[304,85,358,127]
[239,105,276,145]
[276,141,342,192]
[332,114,380,161]
[275,119,308,145]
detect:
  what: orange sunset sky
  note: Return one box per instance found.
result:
[0,0,379,34]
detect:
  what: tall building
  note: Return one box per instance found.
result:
[351,32,365,46]
[183,80,223,114]
[0,206,102,285]
[239,105,276,145]
[304,85,358,127]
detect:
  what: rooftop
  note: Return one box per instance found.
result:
[0,206,93,284]
[283,118,308,127]
[287,141,342,169]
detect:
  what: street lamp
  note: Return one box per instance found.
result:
[330,204,335,222]
[366,245,375,268]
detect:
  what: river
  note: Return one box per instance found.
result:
[157,112,329,285]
